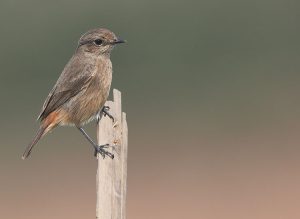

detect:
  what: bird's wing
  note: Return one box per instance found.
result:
[37,55,95,121]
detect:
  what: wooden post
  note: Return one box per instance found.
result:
[96,89,128,219]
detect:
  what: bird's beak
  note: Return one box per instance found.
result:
[112,38,126,45]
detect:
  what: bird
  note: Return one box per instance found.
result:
[22,28,126,160]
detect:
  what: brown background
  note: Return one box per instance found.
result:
[1,0,300,218]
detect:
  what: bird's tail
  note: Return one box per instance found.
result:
[22,126,47,159]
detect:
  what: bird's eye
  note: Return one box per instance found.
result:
[94,39,103,46]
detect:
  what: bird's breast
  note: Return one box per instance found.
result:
[59,56,113,126]
[77,58,112,125]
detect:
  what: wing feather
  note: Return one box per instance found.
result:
[37,54,95,121]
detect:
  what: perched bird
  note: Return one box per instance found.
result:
[22,28,125,159]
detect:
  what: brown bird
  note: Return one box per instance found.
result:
[22,28,125,159]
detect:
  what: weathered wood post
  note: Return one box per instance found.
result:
[96,89,128,219]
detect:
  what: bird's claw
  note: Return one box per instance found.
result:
[102,106,114,122]
[94,144,114,159]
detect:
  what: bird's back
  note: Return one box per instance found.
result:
[38,53,112,126]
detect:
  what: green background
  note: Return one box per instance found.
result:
[1,0,300,218]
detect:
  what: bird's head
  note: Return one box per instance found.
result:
[77,28,125,56]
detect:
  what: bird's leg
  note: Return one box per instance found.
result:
[77,127,114,159]
[101,106,114,122]
[96,110,103,124]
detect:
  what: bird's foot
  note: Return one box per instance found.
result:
[94,144,114,159]
[102,106,114,122]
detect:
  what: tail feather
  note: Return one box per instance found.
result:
[22,126,47,159]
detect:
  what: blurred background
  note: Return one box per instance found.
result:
[1,0,300,218]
